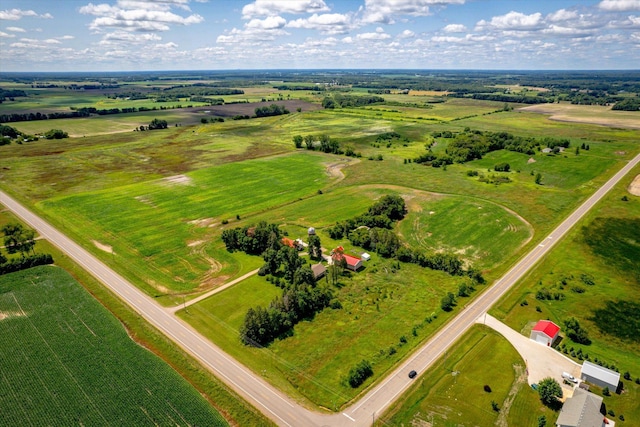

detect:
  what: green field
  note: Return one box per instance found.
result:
[382,325,552,427]
[0,266,227,426]
[38,153,333,296]
[2,83,640,418]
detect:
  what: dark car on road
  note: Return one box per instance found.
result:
[408,370,417,379]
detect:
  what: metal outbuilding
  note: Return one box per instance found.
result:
[580,361,620,391]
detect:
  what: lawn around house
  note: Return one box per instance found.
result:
[381,325,554,427]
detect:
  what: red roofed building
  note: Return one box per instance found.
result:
[530,320,560,347]
[331,247,363,271]
[282,237,302,250]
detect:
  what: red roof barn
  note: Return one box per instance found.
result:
[529,320,560,347]
[331,247,363,271]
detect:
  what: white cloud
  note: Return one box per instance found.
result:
[356,31,391,40]
[398,29,415,38]
[80,1,203,33]
[5,26,25,32]
[547,9,578,22]
[58,35,75,40]
[476,11,543,31]
[0,31,15,38]
[0,8,52,20]
[443,23,467,33]
[242,0,329,18]
[599,0,640,11]
[287,13,353,34]
[362,0,465,24]
[246,16,286,30]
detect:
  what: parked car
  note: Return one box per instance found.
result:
[408,370,417,379]
[562,372,578,383]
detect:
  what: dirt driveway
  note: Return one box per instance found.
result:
[477,314,581,398]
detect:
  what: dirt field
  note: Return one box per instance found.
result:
[520,103,640,129]
[629,174,640,196]
[191,99,321,117]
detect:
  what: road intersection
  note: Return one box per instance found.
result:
[1,152,638,426]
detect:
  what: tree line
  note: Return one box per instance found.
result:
[0,104,184,123]
[254,104,289,118]
[322,93,384,109]
[0,223,53,275]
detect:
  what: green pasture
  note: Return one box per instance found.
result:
[382,325,552,427]
[399,193,532,270]
[180,256,470,408]
[36,153,333,295]
[492,163,640,421]
[0,89,209,114]
[0,266,227,427]
[10,109,201,136]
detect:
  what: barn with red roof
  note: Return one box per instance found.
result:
[529,320,560,347]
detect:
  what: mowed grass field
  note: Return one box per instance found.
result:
[0,266,227,427]
[382,325,552,427]
[38,153,334,296]
[493,163,640,422]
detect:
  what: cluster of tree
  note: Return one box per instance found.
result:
[367,89,391,94]
[346,360,373,388]
[0,124,38,145]
[292,134,342,154]
[348,227,400,258]
[396,247,482,279]
[44,129,68,139]
[273,85,323,91]
[0,223,54,275]
[493,163,511,172]
[145,118,168,130]
[321,93,384,109]
[222,221,282,255]
[612,98,640,111]
[0,88,27,102]
[75,106,139,115]
[240,281,332,346]
[254,104,289,118]
[189,96,224,105]
[0,124,20,139]
[327,195,407,240]
[415,129,570,166]
[563,317,591,345]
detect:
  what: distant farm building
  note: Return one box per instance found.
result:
[529,320,560,347]
[311,263,326,280]
[308,227,316,235]
[555,388,605,427]
[581,361,620,391]
[331,247,363,271]
[361,253,371,261]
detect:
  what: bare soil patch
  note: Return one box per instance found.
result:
[190,100,321,118]
[0,310,27,321]
[163,174,192,186]
[92,240,113,254]
[628,174,640,196]
[520,103,640,129]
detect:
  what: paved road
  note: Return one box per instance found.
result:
[2,152,638,426]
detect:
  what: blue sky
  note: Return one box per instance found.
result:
[1,0,639,71]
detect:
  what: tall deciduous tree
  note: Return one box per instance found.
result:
[538,377,562,407]
[2,223,36,258]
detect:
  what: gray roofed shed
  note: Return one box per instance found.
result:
[580,361,620,391]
